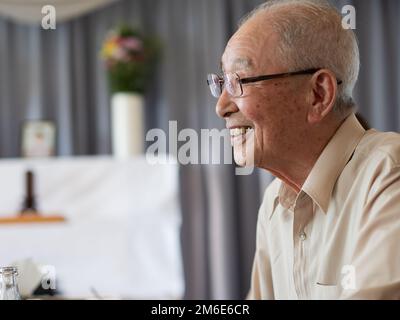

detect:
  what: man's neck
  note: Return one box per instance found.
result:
[264,117,346,194]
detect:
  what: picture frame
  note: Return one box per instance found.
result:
[21,120,56,158]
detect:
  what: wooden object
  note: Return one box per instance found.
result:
[0,214,66,225]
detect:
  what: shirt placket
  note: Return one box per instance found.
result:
[292,194,313,299]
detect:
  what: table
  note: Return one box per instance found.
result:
[0,156,183,299]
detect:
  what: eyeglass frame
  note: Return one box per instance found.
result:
[207,68,343,98]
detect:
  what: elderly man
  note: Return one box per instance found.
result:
[207,0,400,299]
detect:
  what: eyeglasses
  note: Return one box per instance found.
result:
[207,68,343,98]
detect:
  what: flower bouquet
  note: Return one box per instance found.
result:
[101,25,160,94]
[101,25,160,157]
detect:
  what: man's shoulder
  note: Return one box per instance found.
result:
[358,129,400,166]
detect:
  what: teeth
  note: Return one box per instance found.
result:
[230,127,253,137]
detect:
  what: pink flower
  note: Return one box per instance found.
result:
[111,47,129,62]
[121,37,143,51]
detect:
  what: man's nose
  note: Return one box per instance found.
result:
[215,90,239,118]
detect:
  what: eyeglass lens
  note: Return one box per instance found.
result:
[207,73,242,98]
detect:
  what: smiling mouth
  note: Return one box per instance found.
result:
[230,126,253,138]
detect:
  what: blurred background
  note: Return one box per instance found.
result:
[0,0,399,299]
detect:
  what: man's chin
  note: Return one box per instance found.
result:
[233,147,254,167]
[233,153,246,167]
[231,133,255,167]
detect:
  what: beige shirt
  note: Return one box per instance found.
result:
[248,113,400,300]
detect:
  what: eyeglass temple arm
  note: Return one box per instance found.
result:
[240,69,342,85]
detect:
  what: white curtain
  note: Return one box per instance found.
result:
[0,0,118,24]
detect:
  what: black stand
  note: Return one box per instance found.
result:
[21,170,38,215]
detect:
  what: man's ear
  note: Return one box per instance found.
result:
[307,69,338,124]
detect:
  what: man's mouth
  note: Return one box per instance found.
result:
[230,126,253,138]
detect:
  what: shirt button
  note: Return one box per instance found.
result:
[299,231,307,241]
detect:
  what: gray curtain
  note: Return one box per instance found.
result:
[0,0,399,299]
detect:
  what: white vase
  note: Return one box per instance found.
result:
[111,92,145,158]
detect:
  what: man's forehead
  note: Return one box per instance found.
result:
[220,57,254,72]
[221,21,276,73]
[221,41,258,72]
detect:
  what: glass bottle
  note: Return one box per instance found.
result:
[0,267,22,300]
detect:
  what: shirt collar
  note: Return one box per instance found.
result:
[270,113,366,219]
[302,113,366,213]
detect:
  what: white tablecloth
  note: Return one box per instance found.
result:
[0,156,183,299]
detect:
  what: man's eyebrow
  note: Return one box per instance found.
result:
[221,58,254,73]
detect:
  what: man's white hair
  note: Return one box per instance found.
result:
[239,0,360,117]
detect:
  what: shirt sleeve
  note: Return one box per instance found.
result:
[340,164,400,299]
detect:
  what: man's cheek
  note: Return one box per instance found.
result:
[240,103,266,122]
